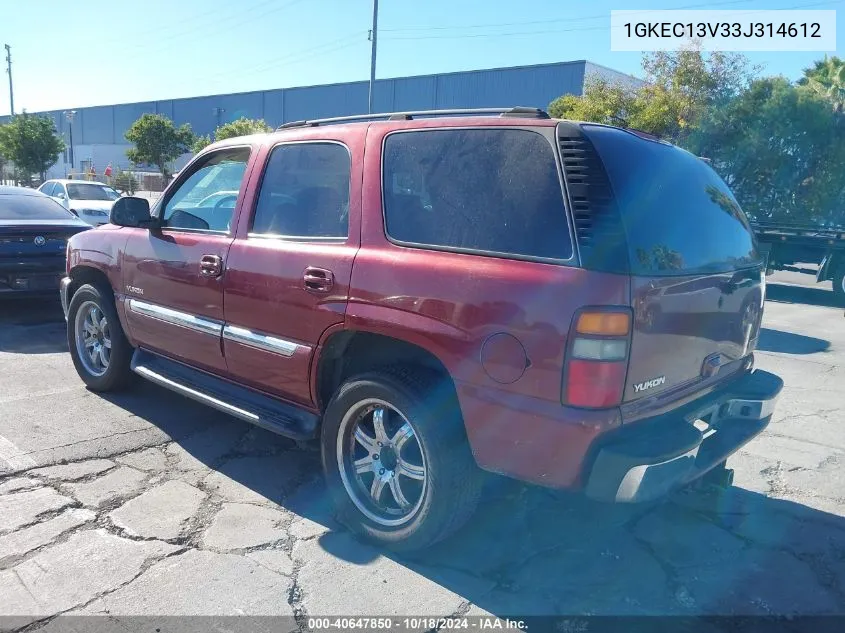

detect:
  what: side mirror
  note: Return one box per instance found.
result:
[56,192,65,200]
[110,196,153,228]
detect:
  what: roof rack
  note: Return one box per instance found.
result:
[276,106,549,130]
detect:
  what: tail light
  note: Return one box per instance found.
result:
[562,308,632,408]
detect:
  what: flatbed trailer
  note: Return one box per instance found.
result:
[752,220,845,304]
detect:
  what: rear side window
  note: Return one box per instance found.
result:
[383,129,571,261]
[584,125,761,276]
[251,143,350,238]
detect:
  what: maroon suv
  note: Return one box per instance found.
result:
[61,107,782,550]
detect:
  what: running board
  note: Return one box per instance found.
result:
[131,349,318,440]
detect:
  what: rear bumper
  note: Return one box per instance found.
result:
[584,369,782,502]
[60,276,71,320]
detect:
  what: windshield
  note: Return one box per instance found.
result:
[67,183,120,201]
[0,193,78,220]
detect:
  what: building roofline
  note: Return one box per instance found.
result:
[14,59,599,115]
[583,60,644,84]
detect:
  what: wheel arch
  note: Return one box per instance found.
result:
[67,265,132,341]
[68,265,114,299]
[313,329,458,413]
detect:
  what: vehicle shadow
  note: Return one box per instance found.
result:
[0,298,68,354]
[100,383,845,617]
[757,328,831,355]
[766,282,841,308]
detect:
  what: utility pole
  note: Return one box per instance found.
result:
[367,0,379,114]
[4,44,13,116]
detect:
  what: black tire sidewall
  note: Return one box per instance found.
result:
[321,373,466,550]
[834,264,845,304]
[67,283,132,391]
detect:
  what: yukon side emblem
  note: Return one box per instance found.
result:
[634,376,666,393]
[126,286,144,295]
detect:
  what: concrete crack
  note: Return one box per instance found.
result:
[287,560,308,633]
[19,428,160,457]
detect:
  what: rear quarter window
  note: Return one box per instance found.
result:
[382,128,572,261]
[584,124,761,276]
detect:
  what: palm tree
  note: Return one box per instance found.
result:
[799,56,845,112]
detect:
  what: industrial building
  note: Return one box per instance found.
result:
[2,60,639,180]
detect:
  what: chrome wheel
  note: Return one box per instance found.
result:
[337,399,427,527]
[74,300,111,377]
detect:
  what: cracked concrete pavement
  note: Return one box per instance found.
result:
[1,272,844,629]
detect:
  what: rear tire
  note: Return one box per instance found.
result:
[67,283,133,392]
[321,367,482,552]
[832,262,845,306]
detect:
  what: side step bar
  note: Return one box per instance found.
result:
[131,349,318,440]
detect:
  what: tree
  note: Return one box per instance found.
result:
[191,117,272,154]
[111,168,138,195]
[0,113,65,183]
[124,114,195,182]
[215,117,272,140]
[549,46,757,145]
[799,55,845,112]
[549,75,635,127]
[192,134,212,154]
[688,77,845,224]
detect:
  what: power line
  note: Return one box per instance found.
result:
[122,0,309,55]
[97,0,281,47]
[381,0,841,41]
[380,0,759,33]
[191,33,366,88]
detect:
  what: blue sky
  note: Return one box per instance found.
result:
[1,0,842,115]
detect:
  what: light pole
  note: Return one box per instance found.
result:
[213,107,225,128]
[65,110,76,175]
[367,0,378,114]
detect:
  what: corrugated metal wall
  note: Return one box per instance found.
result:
[0,60,642,177]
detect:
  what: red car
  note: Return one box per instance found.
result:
[61,108,782,551]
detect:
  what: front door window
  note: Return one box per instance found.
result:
[161,148,251,233]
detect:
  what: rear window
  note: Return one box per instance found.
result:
[67,183,120,201]
[0,193,77,220]
[383,129,572,261]
[584,125,761,276]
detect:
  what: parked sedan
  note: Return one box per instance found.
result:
[0,187,90,296]
[38,180,120,226]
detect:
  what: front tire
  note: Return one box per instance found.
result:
[321,368,482,551]
[67,283,133,392]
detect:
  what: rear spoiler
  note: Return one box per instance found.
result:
[607,116,663,142]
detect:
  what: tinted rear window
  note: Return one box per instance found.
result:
[383,129,572,261]
[0,193,77,220]
[584,125,761,276]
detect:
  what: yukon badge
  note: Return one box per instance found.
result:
[634,376,666,393]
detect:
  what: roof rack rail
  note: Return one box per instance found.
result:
[276,107,550,130]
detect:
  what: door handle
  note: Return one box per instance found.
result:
[200,254,224,277]
[303,267,334,293]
